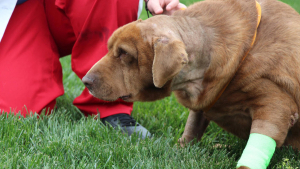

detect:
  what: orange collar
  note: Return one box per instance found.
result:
[203,1,262,112]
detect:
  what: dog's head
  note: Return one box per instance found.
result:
[82,19,188,102]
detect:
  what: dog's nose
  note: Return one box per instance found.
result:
[82,75,95,90]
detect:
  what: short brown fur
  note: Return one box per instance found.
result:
[84,0,300,167]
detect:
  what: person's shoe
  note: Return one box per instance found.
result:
[101,113,151,139]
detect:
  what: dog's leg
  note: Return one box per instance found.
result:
[237,100,294,169]
[178,110,210,147]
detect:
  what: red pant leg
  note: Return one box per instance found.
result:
[0,0,64,116]
[44,0,76,57]
[49,0,140,118]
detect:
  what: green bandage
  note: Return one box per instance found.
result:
[236,133,276,169]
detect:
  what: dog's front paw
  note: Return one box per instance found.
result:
[178,136,195,147]
[178,137,186,147]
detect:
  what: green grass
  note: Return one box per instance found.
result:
[1,0,300,168]
[283,0,300,13]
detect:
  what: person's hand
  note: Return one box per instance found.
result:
[146,0,187,15]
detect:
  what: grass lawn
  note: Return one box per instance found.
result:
[1,0,300,168]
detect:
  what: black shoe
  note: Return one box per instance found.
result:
[101,113,151,139]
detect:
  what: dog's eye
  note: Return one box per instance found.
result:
[119,48,128,58]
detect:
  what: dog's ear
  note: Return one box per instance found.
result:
[152,37,188,88]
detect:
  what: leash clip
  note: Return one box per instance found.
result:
[145,0,152,18]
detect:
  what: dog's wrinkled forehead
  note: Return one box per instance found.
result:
[107,21,143,50]
[133,21,157,43]
[136,17,177,44]
[106,18,175,56]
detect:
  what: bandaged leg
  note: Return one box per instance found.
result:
[237,133,276,169]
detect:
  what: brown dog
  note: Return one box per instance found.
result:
[82,0,300,168]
